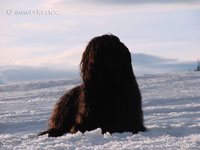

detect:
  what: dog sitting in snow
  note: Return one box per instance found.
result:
[38,34,146,137]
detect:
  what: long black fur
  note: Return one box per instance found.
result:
[38,34,146,137]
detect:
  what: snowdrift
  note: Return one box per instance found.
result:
[0,72,200,150]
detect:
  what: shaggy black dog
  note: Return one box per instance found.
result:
[38,34,146,137]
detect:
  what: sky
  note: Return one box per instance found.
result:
[0,0,200,76]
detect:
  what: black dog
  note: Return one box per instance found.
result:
[38,34,146,137]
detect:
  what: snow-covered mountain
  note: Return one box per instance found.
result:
[0,53,197,84]
[132,53,196,74]
[0,72,200,149]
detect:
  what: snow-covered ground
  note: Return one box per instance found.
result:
[0,72,200,150]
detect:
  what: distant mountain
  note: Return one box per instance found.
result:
[0,79,5,84]
[0,74,6,84]
[132,53,175,65]
[132,53,196,74]
[0,53,197,84]
[0,66,79,84]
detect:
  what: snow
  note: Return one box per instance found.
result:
[0,72,200,150]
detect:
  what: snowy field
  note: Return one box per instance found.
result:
[0,72,200,150]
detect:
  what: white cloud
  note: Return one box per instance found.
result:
[49,0,199,5]
[14,20,78,32]
[40,0,200,15]
[0,45,84,69]
[0,19,16,46]
[25,47,83,68]
[1,0,199,69]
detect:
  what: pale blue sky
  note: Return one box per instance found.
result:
[1,0,200,69]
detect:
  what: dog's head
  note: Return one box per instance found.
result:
[80,34,133,84]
